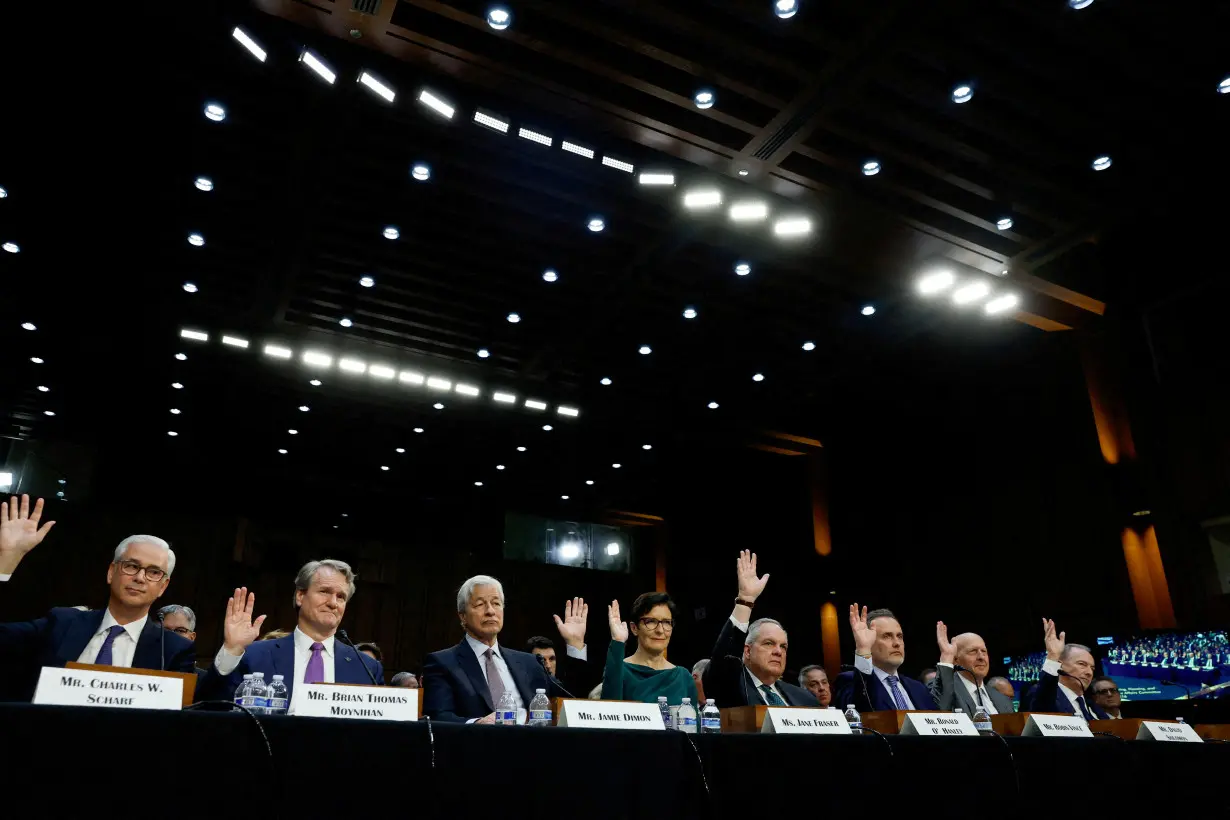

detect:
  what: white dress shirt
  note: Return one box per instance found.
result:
[854,654,917,709]
[214,627,336,684]
[466,633,523,719]
[0,574,11,582]
[728,616,790,705]
[937,662,998,714]
[77,610,148,668]
[1042,658,1090,719]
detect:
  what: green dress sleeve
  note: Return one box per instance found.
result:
[600,639,626,700]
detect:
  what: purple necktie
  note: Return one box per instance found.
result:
[885,675,910,710]
[94,624,127,666]
[304,641,325,684]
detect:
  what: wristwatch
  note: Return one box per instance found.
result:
[734,597,756,608]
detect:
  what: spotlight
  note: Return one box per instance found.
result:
[606,542,620,556]
[21,322,35,331]
[496,464,505,470]
[560,495,570,501]
[187,233,204,247]
[478,348,491,359]
[0,186,6,197]
[561,141,595,159]
[339,318,353,328]
[774,0,799,19]
[170,409,181,415]
[752,373,765,382]
[861,305,876,316]
[682,307,698,319]
[683,189,722,209]
[984,293,1020,315]
[299,405,310,412]
[168,431,179,437]
[586,480,595,485]
[475,481,484,487]
[862,160,881,176]
[2,242,18,254]
[951,84,973,104]
[730,201,769,222]
[194,177,213,192]
[642,444,653,450]
[517,446,526,451]
[773,217,812,237]
[735,262,751,276]
[171,382,184,390]
[381,466,390,471]
[415,428,425,433]
[299,50,336,84]
[288,429,298,435]
[996,217,1014,231]
[358,72,396,103]
[278,448,287,454]
[412,164,431,181]
[542,269,558,282]
[917,269,956,295]
[507,312,521,323]
[600,377,612,386]
[560,542,580,559]
[638,345,652,355]
[1219,77,1230,94]
[37,386,49,392]
[383,226,400,239]
[693,89,715,109]
[204,103,226,122]
[708,401,720,409]
[359,275,375,287]
[952,281,991,305]
[1092,155,1112,171]
[310,379,322,386]
[263,345,292,359]
[231,27,267,62]
[802,341,816,351]
[543,424,554,431]
[588,217,605,232]
[417,89,455,119]
[433,403,445,410]
[175,353,187,361]
[44,411,56,417]
[638,173,675,186]
[612,463,621,469]
[737,168,749,176]
[487,6,511,30]
[30,357,44,364]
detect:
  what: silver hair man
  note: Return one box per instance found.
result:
[294,559,356,606]
[456,574,504,613]
[113,535,176,576]
[745,617,785,646]
[157,604,196,631]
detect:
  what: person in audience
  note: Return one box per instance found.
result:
[701,551,818,708]
[356,642,382,663]
[422,578,586,723]
[799,664,833,707]
[931,623,1015,715]
[692,659,709,703]
[1089,675,1123,719]
[602,592,697,705]
[391,671,420,689]
[918,668,937,686]
[158,603,209,678]
[198,559,383,706]
[1024,618,1108,720]
[846,604,939,712]
[986,676,1016,701]
[0,495,196,699]
[260,628,290,641]
[525,635,557,677]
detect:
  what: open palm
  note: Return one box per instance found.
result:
[222,587,267,654]
[608,600,629,643]
[0,495,55,557]
[736,550,769,601]
[553,597,588,648]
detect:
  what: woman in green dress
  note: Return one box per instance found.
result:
[601,592,698,706]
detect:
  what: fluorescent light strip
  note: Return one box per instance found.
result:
[493,392,517,404]
[561,141,594,159]
[263,344,293,359]
[180,329,209,342]
[339,358,367,374]
[300,50,336,84]
[601,156,633,173]
[369,364,395,379]
[399,370,425,385]
[455,383,480,397]
[638,172,675,185]
[773,217,812,236]
[418,89,455,119]
[358,72,395,103]
[303,351,333,368]
[231,27,267,62]
[729,201,769,222]
[426,377,452,391]
[683,190,722,209]
[518,127,553,147]
[221,335,250,349]
[557,406,580,417]
[474,111,510,133]
[524,399,548,411]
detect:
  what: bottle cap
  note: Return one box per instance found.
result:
[535,688,545,694]
[681,697,691,704]
[272,674,284,680]
[846,704,855,709]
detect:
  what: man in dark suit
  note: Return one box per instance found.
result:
[702,551,819,708]
[1024,618,1108,720]
[930,622,1015,716]
[846,604,938,712]
[422,577,588,723]
[0,494,196,700]
[198,559,382,707]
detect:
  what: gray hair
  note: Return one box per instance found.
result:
[293,559,356,606]
[691,659,710,677]
[157,604,196,631]
[113,535,176,576]
[390,672,417,686]
[456,574,504,613]
[866,608,896,628]
[745,617,785,646]
[1061,643,1094,662]
[798,664,828,687]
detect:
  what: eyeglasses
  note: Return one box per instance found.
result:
[1093,687,1119,696]
[115,559,167,583]
[637,618,674,632]
[167,626,192,635]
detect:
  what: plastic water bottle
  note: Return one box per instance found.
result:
[700,699,721,734]
[528,689,552,726]
[972,704,992,733]
[495,690,517,725]
[233,673,252,707]
[844,703,864,735]
[657,696,672,729]
[677,697,698,733]
[267,674,288,715]
[248,672,269,714]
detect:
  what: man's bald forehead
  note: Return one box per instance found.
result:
[953,632,985,649]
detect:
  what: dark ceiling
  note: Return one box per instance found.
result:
[1,0,1227,525]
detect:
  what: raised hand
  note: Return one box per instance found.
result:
[0,495,56,573]
[553,597,589,649]
[1042,618,1065,661]
[849,603,875,655]
[222,587,267,655]
[736,550,770,602]
[608,600,629,643]
[936,621,955,664]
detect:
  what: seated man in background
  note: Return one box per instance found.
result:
[798,664,832,707]
[199,559,383,706]
[356,642,382,663]
[1089,675,1123,719]
[1024,618,1108,720]
[918,668,937,686]
[702,551,818,708]
[0,495,196,699]
[846,604,938,712]
[158,603,209,678]
[931,622,1015,715]
[391,671,420,689]
[525,635,557,676]
[986,675,1016,703]
[692,659,709,703]
[422,578,587,722]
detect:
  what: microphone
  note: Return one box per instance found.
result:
[1056,669,1086,693]
[534,652,577,698]
[157,611,166,671]
[336,629,379,686]
[840,662,875,713]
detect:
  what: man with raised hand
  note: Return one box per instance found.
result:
[931,621,1015,716]
[846,604,938,712]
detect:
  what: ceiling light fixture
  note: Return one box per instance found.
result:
[735,262,751,276]
[399,371,425,385]
[638,172,675,186]
[303,351,333,368]
[862,160,881,176]
[300,50,336,84]
[221,335,249,349]
[369,365,395,379]
[427,377,452,391]
[729,201,769,222]
[487,6,511,30]
[682,307,698,319]
[802,341,816,351]
[358,71,395,103]
[474,110,510,133]
[415,427,425,434]
[383,226,400,239]
[175,353,187,361]
[310,379,322,386]
[1068,0,1094,8]
[381,465,390,471]
[516,446,526,451]
[339,358,367,374]
[37,385,49,393]
[339,318,353,328]
[683,189,722,209]
[997,217,1014,230]
[612,463,621,469]
[557,406,580,417]
[601,156,633,173]
[477,348,491,359]
[171,382,184,390]
[984,293,1020,315]
[561,141,595,159]
[44,411,56,417]
[951,84,974,104]
[774,0,799,19]
[600,377,612,386]
[543,424,554,431]
[0,186,7,198]
[1219,77,1230,95]
[588,217,605,232]
[493,392,517,404]
[170,408,181,415]
[638,345,652,355]
[952,281,992,305]
[496,465,505,470]
[180,329,208,342]
[288,429,298,435]
[525,399,548,411]
[263,345,293,359]
[299,405,310,412]
[417,89,455,119]
[455,384,481,397]
[359,275,375,287]
[412,164,431,181]
[231,27,267,62]
[542,269,558,282]
[752,373,765,382]
[773,217,812,236]
[917,269,956,295]
[642,444,653,451]
[30,357,44,364]
[1,242,18,253]
[204,103,226,122]
[168,431,179,437]
[693,89,715,109]
[1092,155,1113,171]
[861,305,876,316]
[708,401,720,409]
[187,233,204,247]
[506,312,521,323]
[433,403,445,410]
[21,322,36,331]
[519,127,554,147]
[194,177,213,192]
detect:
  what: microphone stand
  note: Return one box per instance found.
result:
[158,612,166,671]
[534,652,577,698]
[839,662,894,759]
[336,629,379,686]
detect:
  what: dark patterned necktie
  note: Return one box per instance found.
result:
[94,625,127,666]
[885,676,910,710]
[759,684,786,706]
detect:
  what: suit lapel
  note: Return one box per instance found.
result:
[272,638,296,702]
[503,650,533,704]
[456,639,494,711]
[59,609,105,664]
[336,641,358,683]
[131,619,164,670]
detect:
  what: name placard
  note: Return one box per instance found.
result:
[1022,714,1094,738]
[33,666,182,711]
[294,683,417,722]
[557,699,664,730]
[900,711,979,737]
[1136,721,1203,743]
[761,707,851,735]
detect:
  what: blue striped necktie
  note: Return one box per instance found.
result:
[885,675,910,710]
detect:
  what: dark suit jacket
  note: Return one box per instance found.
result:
[422,637,568,722]
[197,634,384,704]
[928,664,1015,715]
[0,606,196,701]
[1023,668,1109,719]
[847,661,939,712]
[701,618,820,708]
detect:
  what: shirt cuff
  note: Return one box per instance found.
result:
[213,646,244,675]
[730,614,749,631]
[854,654,874,675]
[937,662,954,668]
[1041,658,1061,676]
[565,644,587,661]
[0,573,11,582]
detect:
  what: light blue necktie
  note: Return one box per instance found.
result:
[885,675,910,710]
[94,624,127,666]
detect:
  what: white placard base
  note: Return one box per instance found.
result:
[33,666,182,711]
[294,683,417,721]
[1136,721,1203,743]
[1022,714,1094,738]
[900,712,979,736]
[761,707,852,735]
[557,699,664,730]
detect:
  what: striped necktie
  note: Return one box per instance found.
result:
[885,675,910,710]
[759,684,786,706]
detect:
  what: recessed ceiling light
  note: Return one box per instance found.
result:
[194,177,214,192]
[487,6,511,29]
[862,160,881,176]
[1092,155,1112,171]
[477,348,491,359]
[600,377,612,386]
[395,447,406,453]
[861,305,876,316]
[493,392,516,404]
[455,384,481,397]
[735,262,751,276]
[952,281,992,305]
[517,446,526,451]
[182,282,199,294]
[612,463,621,469]
[288,429,298,435]
[693,89,715,109]
[30,357,43,364]
[359,275,375,287]
[168,431,179,437]
[2,242,19,254]
[358,71,396,103]
[642,444,653,450]
[561,495,570,500]
[433,402,445,410]
[171,382,184,389]
[299,50,336,84]
[411,164,431,181]
[773,217,812,237]
[918,269,956,295]
[682,307,698,319]
[752,373,765,382]
[44,411,56,417]
[588,217,605,232]
[175,353,187,361]
[683,189,722,209]
[474,110,510,133]
[37,386,49,392]
[737,168,749,176]
[339,317,353,328]
[951,84,973,104]
[520,128,554,148]
[638,172,675,186]
[557,406,580,417]
[708,401,720,409]
[1068,0,1094,8]
[303,351,333,369]
[542,269,558,282]
[337,359,366,374]
[180,329,208,342]
[221,335,249,349]
[525,399,548,411]
[415,427,425,433]
[1219,77,1230,95]
[496,464,506,470]
[299,405,310,412]
[204,103,226,122]
[21,322,36,331]
[310,379,322,386]
[278,448,287,454]
[506,312,521,323]
[600,155,632,172]
[802,341,816,351]
[383,226,400,240]
[417,89,455,119]
[381,465,390,471]
[774,0,799,19]
[170,408,181,415]
[729,201,769,222]
[475,481,484,487]
[543,424,554,431]
[369,365,395,379]
[638,345,652,355]
[996,217,1014,230]
[231,27,267,62]
[561,141,594,159]
[427,377,452,391]
[984,293,1020,315]
[399,370,425,385]
[187,233,205,247]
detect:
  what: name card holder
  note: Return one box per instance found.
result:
[1022,714,1095,738]
[991,712,1066,737]
[36,665,184,711]
[761,707,852,735]
[720,705,768,733]
[557,699,664,730]
[1136,720,1203,743]
[295,682,418,721]
[899,711,979,736]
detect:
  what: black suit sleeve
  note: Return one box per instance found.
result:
[421,652,468,723]
[1025,666,1062,713]
[929,664,958,712]
[555,645,598,697]
[701,618,751,708]
[849,665,877,714]
[168,643,197,676]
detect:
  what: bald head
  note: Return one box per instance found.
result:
[953,632,990,680]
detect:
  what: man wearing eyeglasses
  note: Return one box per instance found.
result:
[0,495,196,699]
[1089,676,1123,719]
